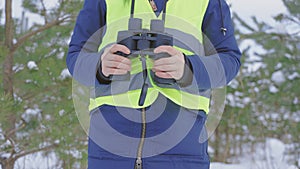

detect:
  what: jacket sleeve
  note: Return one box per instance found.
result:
[186,0,241,89]
[66,0,107,86]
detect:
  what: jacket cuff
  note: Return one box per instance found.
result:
[96,60,112,84]
[176,53,193,87]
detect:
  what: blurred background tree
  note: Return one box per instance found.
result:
[1,0,300,168]
[210,0,300,166]
[0,0,87,168]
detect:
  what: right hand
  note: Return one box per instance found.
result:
[101,44,132,77]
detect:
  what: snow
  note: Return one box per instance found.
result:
[253,87,260,93]
[275,63,283,69]
[57,51,65,60]
[14,152,58,169]
[226,93,235,106]
[228,79,239,89]
[290,111,300,122]
[13,63,25,73]
[211,163,248,169]
[266,138,285,160]
[59,68,71,80]
[271,71,286,84]
[238,39,268,74]
[54,140,60,144]
[242,97,251,105]
[226,92,251,108]
[210,138,298,169]
[0,133,4,141]
[267,23,289,34]
[0,153,11,159]
[288,166,299,169]
[269,85,279,93]
[208,146,214,154]
[293,97,299,105]
[0,138,298,169]
[14,93,23,102]
[288,72,300,80]
[27,61,39,70]
[58,109,65,116]
[0,140,11,150]
[21,107,42,123]
[45,114,52,120]
[24,108,40,116]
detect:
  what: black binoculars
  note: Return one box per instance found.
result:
[111,18,176,85]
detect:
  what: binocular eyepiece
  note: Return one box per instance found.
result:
[116,18,173,56]
[112,18,175,85]
[128,18,165,32]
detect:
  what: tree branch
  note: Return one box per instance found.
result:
[2,133,16,160]
[12,16,71,53]
[5,0,13,49]
[285,15,300,26]
[39,0,48,23]
[6,119,26,138]
[13,144,58,161]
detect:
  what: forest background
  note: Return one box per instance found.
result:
[0,0,299,168]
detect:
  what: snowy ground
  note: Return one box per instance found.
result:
[210,138,299,169]
[1,138,298,169]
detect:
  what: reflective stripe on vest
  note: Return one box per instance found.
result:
[89,0,210,112]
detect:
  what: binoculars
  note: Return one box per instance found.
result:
[111,18,176,85]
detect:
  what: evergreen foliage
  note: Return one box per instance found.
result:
[0,0,87,168]
[210,0,300,166]
[1,0,299,168]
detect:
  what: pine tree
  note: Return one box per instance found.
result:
[210,0,300,166]
[0,0,87,168]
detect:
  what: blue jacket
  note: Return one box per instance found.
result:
[66,0,241,168]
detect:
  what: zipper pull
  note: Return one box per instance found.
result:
[149,0,158,12]
[220,27,227,36]
[135,157,142,169]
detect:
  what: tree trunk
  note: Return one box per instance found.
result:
[1,159,15,169]
[4,0,14,98]
[223,125,230,162]
[3,52,14,97]
[4,0,16,156]
[214,127,220,161]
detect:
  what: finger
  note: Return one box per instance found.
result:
[155,71,174,79]
[105,68,128,75]
[153,57,177,66]
[104,61,131,71]
[107,54,131,65]
[109,44,131,54]
[152,64,177,72]
[156,70,183,80]
[154,45,178,56]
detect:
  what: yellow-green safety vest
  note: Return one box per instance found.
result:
[89,0,210,113]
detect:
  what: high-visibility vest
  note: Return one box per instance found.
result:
[89,0,210,113]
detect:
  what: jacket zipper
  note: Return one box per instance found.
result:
[135,108,146,169]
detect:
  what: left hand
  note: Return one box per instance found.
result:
[152,46,185,80]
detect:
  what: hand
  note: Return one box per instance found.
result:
[101,44,131,77]
[152,46,185,80]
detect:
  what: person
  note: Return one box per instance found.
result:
[67,0,241,168]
